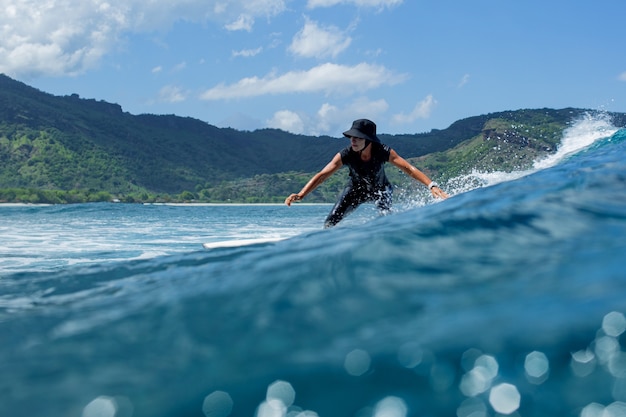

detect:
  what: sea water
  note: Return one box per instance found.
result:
[1,113,625,417]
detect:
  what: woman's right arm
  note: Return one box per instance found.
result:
[285,153,343,206]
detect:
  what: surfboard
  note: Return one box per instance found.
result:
[202,236,288,250]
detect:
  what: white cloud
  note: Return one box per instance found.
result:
[313,97,389,136]
[225,14,254,32]
[267,110,306,134]
[232,47,263,58]
[158,85,186,103]
[618,72,626,82]
[391,94,437,124]
[200,62,407,100]
[270,97,388,136]
[152,66,163,74]
[242,0,289,16]
[315,103,341,133]
[289,18,351,59]
[0,0,126,78]
[307,0,403,9]
[0,0,288,78]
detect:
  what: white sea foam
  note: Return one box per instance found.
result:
[0,204,330,274]
[533,112,618,170]
[446,112,619,194]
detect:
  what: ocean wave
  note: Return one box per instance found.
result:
[1,122,625,417]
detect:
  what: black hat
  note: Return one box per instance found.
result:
[343,119,381,143]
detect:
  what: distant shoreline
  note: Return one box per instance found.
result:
[144,202,332,206]
[0,203,54,207]
[0,202,332,207]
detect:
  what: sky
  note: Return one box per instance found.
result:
[2,0,625,136]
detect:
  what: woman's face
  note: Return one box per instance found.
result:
[349,136,367,152]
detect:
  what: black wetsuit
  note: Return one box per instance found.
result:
[324,143,393,228]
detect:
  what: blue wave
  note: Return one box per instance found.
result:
[1,129,625,417]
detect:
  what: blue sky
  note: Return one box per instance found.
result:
[2,0,625,136]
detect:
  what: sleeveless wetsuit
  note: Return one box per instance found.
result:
[324,143,393,228]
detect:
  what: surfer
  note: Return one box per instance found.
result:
[285,119,449,227]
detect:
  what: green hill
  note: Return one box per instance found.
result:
[1,74,624,203]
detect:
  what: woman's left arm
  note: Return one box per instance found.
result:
[388,149,449,199]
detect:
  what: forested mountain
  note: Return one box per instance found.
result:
[1,74,624,203]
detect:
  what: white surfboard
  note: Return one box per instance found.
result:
[202,236,288,249]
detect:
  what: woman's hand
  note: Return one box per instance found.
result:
[430,186,449,199]
[285,193,302,206]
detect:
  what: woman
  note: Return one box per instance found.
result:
[285,119,449,228]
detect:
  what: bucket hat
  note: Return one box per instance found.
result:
[343,119,381,143]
